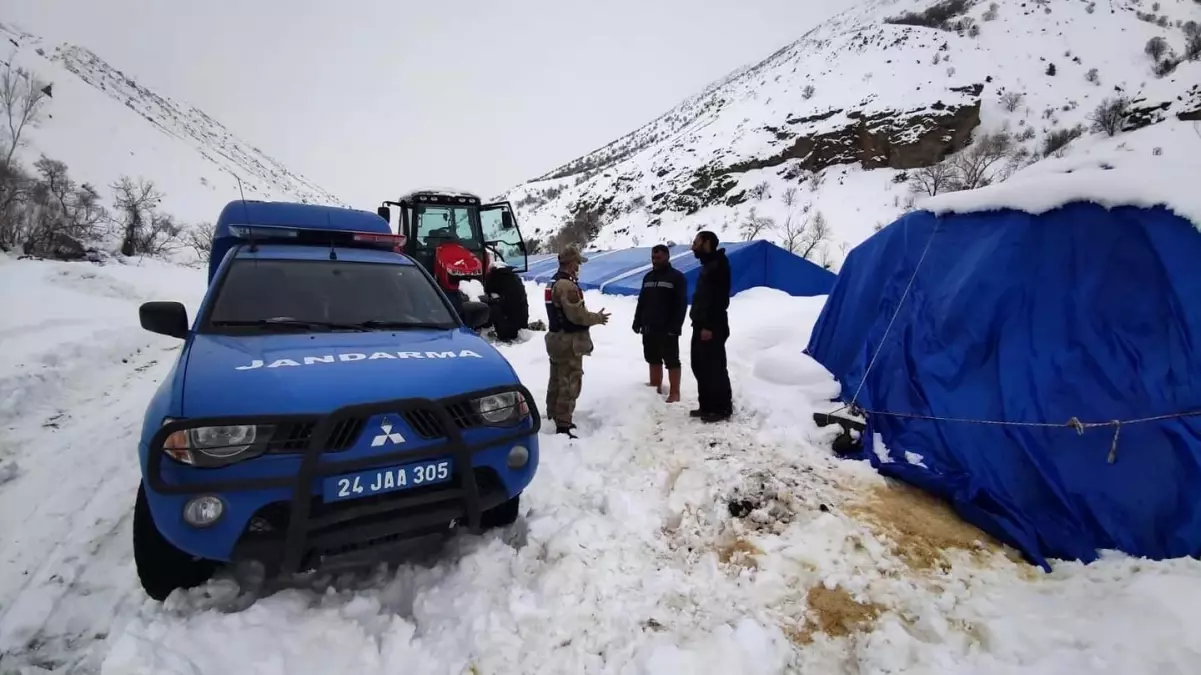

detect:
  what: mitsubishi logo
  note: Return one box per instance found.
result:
[371,416,406,447]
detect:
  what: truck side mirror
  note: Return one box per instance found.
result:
[501,210,514,230]
[377,205,391,222]
[140,301,190,339]
[461,300,490,329]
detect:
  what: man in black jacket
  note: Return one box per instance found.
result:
[633,244,688,402]
[688,230,733,422]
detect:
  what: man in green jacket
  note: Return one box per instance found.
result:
[544,245,610,437]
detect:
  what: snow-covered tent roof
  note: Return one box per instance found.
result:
[807,160,1201,571]
[919,153,1201,229]
[520,240,837,299]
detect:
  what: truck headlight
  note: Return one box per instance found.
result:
[473,391,528,425]
[162,421,270,467]
[190,425,257,457]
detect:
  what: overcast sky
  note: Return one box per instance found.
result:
[10,0,849,208]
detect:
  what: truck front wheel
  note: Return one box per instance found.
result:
[133,483,218,601]
[481,494,521,529]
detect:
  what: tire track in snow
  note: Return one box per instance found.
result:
[0,344,171,673]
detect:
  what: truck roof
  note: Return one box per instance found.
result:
[209,200,397,283]
[215,200,389,234]
[232,244,415,265]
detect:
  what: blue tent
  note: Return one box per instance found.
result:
[521,240,836,299]
[805,201,1201,570]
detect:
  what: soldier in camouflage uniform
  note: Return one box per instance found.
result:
[544,245,610,437]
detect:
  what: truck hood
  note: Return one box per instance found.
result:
[180,329,522,417]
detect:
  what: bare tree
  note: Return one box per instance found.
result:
[797,211,831,260]
[1088,96,1129,136]
[948,131,1017,190]
[185,222,215,262]
[1,54,50,171]
[782,186,799,209]
[140,212,182,256]
[33,156,108,241]
[908,161,958,196]
[1145,36,1169,61]
[1186,32,1201,61]
[747,181,771,200]
[547,208,602,252]
[818,244,836,270]
[739,207,775,240]
[112,176,165,256]
[999,91,1024,112]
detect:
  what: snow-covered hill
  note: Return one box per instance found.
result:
[501,0,1201,267]
[1,21,346,227]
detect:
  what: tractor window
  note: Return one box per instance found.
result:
[414,205,481,250]
[480,202,528,273]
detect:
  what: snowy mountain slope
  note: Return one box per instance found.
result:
[4,254,1201,673]
[0,22,346,226]
[501,0,1201,266]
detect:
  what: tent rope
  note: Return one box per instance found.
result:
[830,217,941,416]
[848,408,1201,463]
[821,216,1199,465]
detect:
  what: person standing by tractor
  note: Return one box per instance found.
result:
[633,244,687,403]
[689,230,733,422]
[545,245,610,437]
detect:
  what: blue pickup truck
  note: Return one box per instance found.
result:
[133,200,540,600]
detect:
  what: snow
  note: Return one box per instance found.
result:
[922,120,1201,228]
[401,187,484,200]
[5,255,1201,673]
[500,0,1201,269]
[0,22,345,229]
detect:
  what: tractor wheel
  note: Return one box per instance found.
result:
[485,270,528,342]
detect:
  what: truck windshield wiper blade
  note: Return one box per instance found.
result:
[211,318,370,332]
[352,320,454,330]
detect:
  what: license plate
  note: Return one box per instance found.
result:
[322,458,453,502]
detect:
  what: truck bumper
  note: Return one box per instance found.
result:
[142,385,540,574]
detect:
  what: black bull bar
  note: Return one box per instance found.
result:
[147,384,541,574]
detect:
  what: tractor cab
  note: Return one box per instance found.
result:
[377,189,532,342]
[377,190,528,289]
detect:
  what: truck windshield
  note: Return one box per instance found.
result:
[204,259,459,333]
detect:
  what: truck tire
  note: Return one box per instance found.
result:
[485,270,528,342]
[481,494,520,529]
[133,483,217,601]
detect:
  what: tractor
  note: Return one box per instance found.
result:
[376,189,531,342]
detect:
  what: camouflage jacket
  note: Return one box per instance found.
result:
[545,277,606,358]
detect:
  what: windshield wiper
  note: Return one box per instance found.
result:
[352,320,454,331]
[211,318,370,332]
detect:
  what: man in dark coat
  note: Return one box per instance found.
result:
[688,230,732,422]
[633,244,688,402]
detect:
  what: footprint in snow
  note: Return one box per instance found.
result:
[0,460,20,486]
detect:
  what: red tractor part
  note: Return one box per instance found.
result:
[433,242,484,292]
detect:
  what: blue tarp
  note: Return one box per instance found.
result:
[805,202,1201,570]
[522,240,836,299]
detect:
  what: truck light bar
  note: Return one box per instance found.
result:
[352,232,407,247]
[228,224,406,250]
[228,225,298,239]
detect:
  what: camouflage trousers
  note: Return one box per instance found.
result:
[546,354,584,427]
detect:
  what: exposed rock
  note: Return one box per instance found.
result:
[1175,84,1201,122]
[1123,99,1173,132]
[729,101,981,176]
